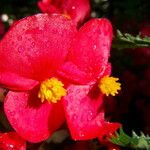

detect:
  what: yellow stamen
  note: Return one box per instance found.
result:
[98,76,121,96]
[38,77,67,103]
[62,10,71,20]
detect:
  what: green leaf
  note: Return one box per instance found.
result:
[109,128,150,150]
[112,30,150,50]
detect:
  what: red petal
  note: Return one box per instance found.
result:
[62,0,91,26]
[98,122,121,141]
[38,0,90,26]
[4,90,65,143]
[102,63,112,77]
[0,72,39,91]
[58,19,113,84]
[0,14,77,82]
[63,84,106,140]
[0,132,26,150]
[57,61,89,84]
[38,1,61,14]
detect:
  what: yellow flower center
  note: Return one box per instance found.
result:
[38,77,67,103]
[98,76,121,96]
[62,11,71,20]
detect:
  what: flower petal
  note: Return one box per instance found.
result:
[4,90,65,143]
[63,84,106,140]
[62,0,91,26]
[98,122,121,141]
[0,132,26,150]
[58,19,113,84]
[38,0,91,26]
[101,63,112,77]
[38,1,61,14]
[0,14,77,82]
[0,72,39,91]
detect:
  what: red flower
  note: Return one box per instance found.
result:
[0,132,26,150]
[57,19,121,140]
[0,13,120,143]
[0,13,77,143]
[38,0,91,26]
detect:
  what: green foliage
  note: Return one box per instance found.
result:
[110,128,150,150]
[112,30,150,50]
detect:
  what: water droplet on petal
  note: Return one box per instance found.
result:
[76,89,81,94]
[79,131,85,137]
[24,93,28,98]
[87,111,93,121]
[9,144,14,148]
[31,42,35,48]
[7,110,10,114]
[39,27,44,31]
[68,95,74,101]
[93,45,97,50]
[72,6,76,10]
[72,114,77,120]
[18,47,24,53]
[17,36,22,41]
[96,119,102,127]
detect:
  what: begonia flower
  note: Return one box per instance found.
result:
[57,18,121,140]
[38,0,91,26]
[0,13,121,143]
[0,132,26,150]
[0,13,77,143]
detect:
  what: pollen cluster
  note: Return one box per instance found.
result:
[38,77,67,103]
[98,76,121,96]
[62,10,71,20]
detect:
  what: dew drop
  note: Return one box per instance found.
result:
[7,110,10,114]
[68,95,74,101]
[31,42,35,48]
[79,131,85,137]
[72,114,77,120]
[76,89,81,94]
[17,36,22,41]
[24,93,28,98]
[18,47,24,53]
[39,27,44,31]
[9,144,14,148]
[93,45,97,50]
[96,119,102,127]
[72,6,75,10]
[87,111,93,121]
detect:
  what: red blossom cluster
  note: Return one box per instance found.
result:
[38,0,91,26]
[0,0,121,149]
